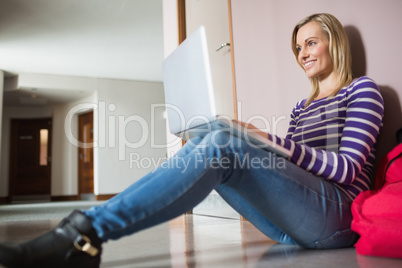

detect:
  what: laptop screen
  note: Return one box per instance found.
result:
[162,26,217,135]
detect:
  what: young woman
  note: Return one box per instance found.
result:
[0,13,384,268]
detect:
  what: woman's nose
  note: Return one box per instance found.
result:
[299,48,309,62]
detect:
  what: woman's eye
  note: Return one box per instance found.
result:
[308,41,316,46]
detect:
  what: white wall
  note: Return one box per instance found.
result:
[52,93,97,196]
[95,79,167,195]
[51,79,167,196]
[231,0,402,162]
[162,0,183,157]
[162,0,179,58]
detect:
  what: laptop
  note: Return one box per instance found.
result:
[162,25,291,158]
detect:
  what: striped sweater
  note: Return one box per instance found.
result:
[270,76,384,199]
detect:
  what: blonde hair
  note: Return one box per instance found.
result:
[291,13,353,107]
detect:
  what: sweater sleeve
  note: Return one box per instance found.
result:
[270,78,384,185]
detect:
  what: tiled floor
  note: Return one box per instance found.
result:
[1,201,402,267]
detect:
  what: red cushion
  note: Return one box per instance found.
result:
[374,144,402,190]
[352,182,402,258]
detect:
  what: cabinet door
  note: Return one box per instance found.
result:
[185,1,241,219]
[185,0,236,119]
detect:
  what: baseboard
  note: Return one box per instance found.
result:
[1,195,106,203]
[0,197,8,204]
[51,195,79,202]
[95,194,116,201]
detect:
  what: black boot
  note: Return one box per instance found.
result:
[0,210,102,268]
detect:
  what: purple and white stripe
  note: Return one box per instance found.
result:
[273,76,384,199]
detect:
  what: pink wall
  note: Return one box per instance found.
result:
[231,0,402,163]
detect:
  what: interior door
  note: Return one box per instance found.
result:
[185,0,236,119]
[9,118,52,200]
[78,111,94,199]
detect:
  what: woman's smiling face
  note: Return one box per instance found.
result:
[296,21,334,80]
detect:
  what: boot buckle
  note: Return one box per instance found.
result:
[74,235,99,257]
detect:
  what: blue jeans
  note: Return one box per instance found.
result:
[84,130,357,249]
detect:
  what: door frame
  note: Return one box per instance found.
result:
[78,110,95,200]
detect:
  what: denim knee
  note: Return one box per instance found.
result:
[202,130,240,149]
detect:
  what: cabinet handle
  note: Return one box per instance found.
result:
[216,43,230,51]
